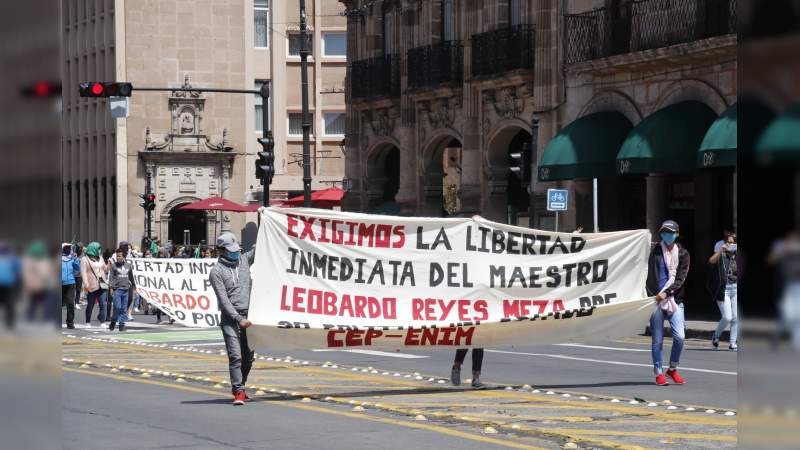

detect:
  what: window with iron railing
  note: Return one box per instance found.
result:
[472,25,535,78]
[407,41,463,90]
[349,54,401,100]
[565,0,737,64]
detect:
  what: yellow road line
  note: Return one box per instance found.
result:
[64,367,547,450]
[543,428,736,442]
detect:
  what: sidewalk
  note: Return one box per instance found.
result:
[645,318,776,341]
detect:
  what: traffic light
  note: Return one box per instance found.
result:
[509,143,531,182]
[20,80,61,98]
[79,82,133,98]
[139,192,156,211]
[256,131,276,183]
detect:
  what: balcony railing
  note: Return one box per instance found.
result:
[407,41,464,90]
[471,25,535,78]
[565,0,737,64]
[350,54,401,100]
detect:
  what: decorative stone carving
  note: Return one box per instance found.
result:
[426,98,454,130]
[179,175,196,193]
[369,109,395,136]
[493,86,525,119]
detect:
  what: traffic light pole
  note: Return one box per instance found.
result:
[145,170,153,242]
[299,0,312,208]
[260,84,271,207]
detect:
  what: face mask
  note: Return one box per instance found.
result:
[660,232,676,245]
[226,251,240,261]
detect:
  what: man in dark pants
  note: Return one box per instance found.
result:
[451,348,485,388]
[209,232,256,405]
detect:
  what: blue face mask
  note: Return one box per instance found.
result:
[226,251,240,261]
[660,231,677,245]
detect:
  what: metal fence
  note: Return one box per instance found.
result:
[350,54,401,100]
[471,25,536,78]
[407,41,464,90]
[565,0,737,64]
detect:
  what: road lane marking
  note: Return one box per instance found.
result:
[540,428,736,442]
[485,349,737,375]
[313,349,429,359]
[554,343,650,352]
[64,367,546,450]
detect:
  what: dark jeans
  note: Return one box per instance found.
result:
[454,348,484,373]
[73,277,82,304]
[85,289,107,324]
[62,284,75,327]
[220,314,255,394]
[0,285,16,329]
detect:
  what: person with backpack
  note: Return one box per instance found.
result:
[61,243,77,329]
[80,242,108,328]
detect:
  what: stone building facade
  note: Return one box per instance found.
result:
[341,0,736,312]
[61,0,346,248]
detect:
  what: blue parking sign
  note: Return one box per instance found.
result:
[547,189,568,211]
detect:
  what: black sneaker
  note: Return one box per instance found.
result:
[471,372,485,389]
[118,323,125,332]
[450,366,461,386]
[711,336,719,349]
[108,321,115,331]
[729,344,738,351]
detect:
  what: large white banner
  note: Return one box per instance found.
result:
[131,258,221,328]
[246,208,653,350]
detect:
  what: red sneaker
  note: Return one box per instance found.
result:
[233,390,246,405]
[244,390,251,401]
[655,374,669,386]
[666,369,685,385]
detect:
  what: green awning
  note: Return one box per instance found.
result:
[756,104,800,166]
[537,111,632,181]
[616,101,717,175]
[698,104,737,168]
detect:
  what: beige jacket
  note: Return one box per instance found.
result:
[80,256,107,292]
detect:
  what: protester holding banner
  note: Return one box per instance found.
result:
[646,220,690,386]
[209,231,256,405]
[80,242,108,328]
[451,348,484,388]
[108,248,137,332]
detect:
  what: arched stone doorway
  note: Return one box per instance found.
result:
[169,204,207,246]
[485,125,533,224]
[158,196,217,247]
[421,134,463,217]
[365,144,401,214]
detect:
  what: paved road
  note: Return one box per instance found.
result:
[64,370,536,450]
[70,309,737,409]
[62,311,737,449]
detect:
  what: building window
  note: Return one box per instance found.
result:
[288,112,313,136]
[510,0,521,26]
[323,112,345,136]
[254,0,270,48]
[255,80,271,132]
[288,32,313,57]
[322,32,347,57]
[383,8,395,55]
[441,0,454,42]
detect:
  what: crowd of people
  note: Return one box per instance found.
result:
[59,239,217,331]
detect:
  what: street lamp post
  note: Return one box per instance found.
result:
[299,0,312,207]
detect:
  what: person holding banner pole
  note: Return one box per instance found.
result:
[209,231,256,406]
[646,220,690,386]
[451,348,485,388]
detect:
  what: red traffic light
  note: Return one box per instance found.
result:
[146,194,156,202]
[19,80,62,98]
[79,81,134,98]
